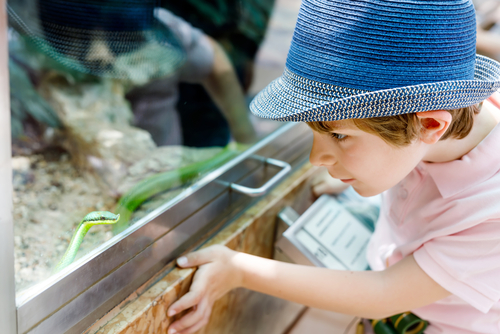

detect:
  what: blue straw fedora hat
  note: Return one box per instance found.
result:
[250,0,500,122]
[7,0,185,80]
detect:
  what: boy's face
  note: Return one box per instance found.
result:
[309,121,428,197]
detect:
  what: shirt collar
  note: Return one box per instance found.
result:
[421,123,500,199]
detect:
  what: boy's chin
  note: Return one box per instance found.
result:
[351,184,384,198]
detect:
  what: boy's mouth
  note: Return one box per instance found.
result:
[328,171,355,183]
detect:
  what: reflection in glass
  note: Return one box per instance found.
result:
[9,0,293,293]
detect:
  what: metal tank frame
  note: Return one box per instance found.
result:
[0,0,17,332]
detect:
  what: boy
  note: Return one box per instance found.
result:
[166,0,500,333]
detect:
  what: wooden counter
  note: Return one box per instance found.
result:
[85,163,318,334]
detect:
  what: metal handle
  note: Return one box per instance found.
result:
[222,155,292,197]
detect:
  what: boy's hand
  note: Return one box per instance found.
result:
[311,167,349,197]
[167,245,242,334]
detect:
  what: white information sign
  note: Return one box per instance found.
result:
[278,195,372,271]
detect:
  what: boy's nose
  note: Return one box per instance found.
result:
[309,132,337,167]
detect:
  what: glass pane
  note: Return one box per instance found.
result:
[9,0,300,294]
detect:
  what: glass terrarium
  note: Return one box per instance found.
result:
[2,0,310,332]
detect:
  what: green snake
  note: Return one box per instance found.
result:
[112,145,239,233]
[55,211,120,272]
[56,145,241,270]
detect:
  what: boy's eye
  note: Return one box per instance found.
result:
[330,132,347,141]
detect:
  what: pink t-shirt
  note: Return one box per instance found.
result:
[367,122,500,333]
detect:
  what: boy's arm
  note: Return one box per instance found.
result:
[236,250,449,317]
[166,245,450,334]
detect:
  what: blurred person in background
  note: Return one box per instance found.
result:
[8,0,257,147]
[162,0,276,147]
[124,8,258,146]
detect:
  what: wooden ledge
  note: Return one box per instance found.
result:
[86,163,317,334]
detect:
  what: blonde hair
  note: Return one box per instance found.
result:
[307,105,479,147]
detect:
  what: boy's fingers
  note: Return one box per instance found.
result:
[168,298,208,334]
[176,246,221,268]
[312,178,349,196]
[168,291,202,317]
[177,306,212,334]
[312,181,328,196]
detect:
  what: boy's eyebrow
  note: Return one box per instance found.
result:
[307,120,355,134]
[324,121,350,132]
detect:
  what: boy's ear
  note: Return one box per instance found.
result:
[416,110,452,144]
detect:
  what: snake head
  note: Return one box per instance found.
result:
[82,211,120,225]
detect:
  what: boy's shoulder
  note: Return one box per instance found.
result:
[421,108,500,204]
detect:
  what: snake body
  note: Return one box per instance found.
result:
[113,145,239,233]
[59,145,243,269]
[55,211,120,272]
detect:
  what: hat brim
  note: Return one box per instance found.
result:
[250,55,500,122]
